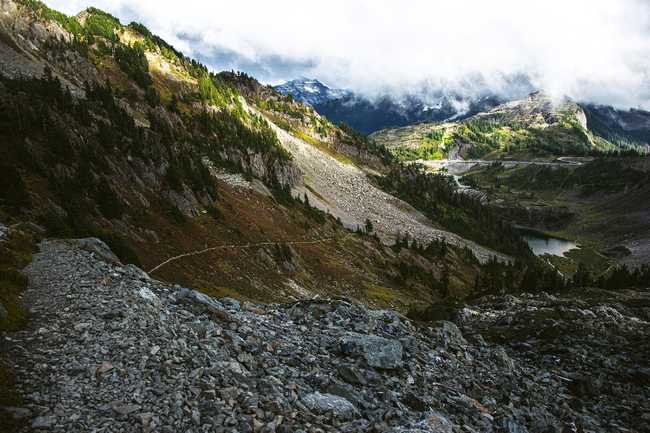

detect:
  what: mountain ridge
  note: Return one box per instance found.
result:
[371,91,650,160]
[275,77,650,144]
[274,78,504,134]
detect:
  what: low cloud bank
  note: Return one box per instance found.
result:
[48,0,650,110]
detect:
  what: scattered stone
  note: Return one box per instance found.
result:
[340,332,403,369]
[221,297,241,311]
[95,361,114,378]
[111,403,141,416]
[69,238,121,265]
[138,286,158,302]
[415,411,453,433]
[2,239,647,433]
[338,365,367,385]
[31,415,57,429]
[497,417,530,433]
[430,321,466,348]
[138,413,154,433]
[301,392,358,419]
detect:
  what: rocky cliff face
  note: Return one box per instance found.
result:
[4,239,649,433]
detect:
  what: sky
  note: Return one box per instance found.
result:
[45,0,650,110]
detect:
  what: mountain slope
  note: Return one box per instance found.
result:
[275,78,503,134]
[370,92,648,161]
[315,94,502,135]
[5,237,648,433]
[582,104,650,146]
[0,0,518,316]
[229,73,511,262]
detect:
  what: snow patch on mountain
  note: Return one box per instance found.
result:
[275,77,351,106]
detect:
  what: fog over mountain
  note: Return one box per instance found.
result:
[46,0,650,110]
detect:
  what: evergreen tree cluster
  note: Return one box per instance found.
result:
[114,43,152,89]
[378,164,531,257]
[0,67,293,241]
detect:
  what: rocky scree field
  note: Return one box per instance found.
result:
[1,237,648,433]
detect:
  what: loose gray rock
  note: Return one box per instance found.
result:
[176,287,225,311]
[416,411,454,433]
[112,403,141,416]
[340,332,403,369]
[301,392,358,419]
[31,415,57,429]
[221,297,241,311]
[1,239,647,433]
[431,321,467,348]
[69,238,121,265]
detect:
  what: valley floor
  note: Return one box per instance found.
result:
[2,239,648,432]
[423,158,650,272]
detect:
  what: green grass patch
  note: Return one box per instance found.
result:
[364,282,401,306]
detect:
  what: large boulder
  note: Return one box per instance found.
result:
[176,287,225,311]
[70,238,121,265]
[340,332,403,369]
[301,392,358,419]
[174,288,237,323]
[430,321,467,348]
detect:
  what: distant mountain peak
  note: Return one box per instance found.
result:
[274,78,350,106]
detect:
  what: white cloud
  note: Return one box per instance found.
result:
[46,0,650,109]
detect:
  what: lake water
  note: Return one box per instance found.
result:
[522,232,578,257]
